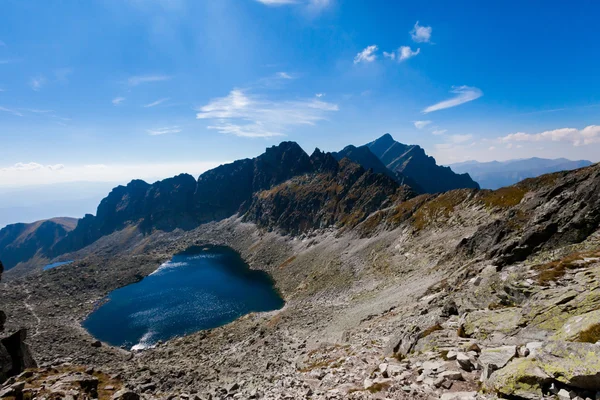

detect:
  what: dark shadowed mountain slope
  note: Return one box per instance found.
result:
[332,145,423,192]
[366,133,479,193]
[244,151,413,235]
[51,142,322,257]
[449,157,593,189]
[0,217,77,270]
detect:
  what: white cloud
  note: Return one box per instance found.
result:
[499,125,600,146]
[384,46,420,62]
[112,97,126,105]
[256,0,331,11]
[414,120,432,129]
[450,134,473,144]
[127,75,171,86]
[143,97,170,108]
[488,146,496,150]
[196,88,339,138]
[411,21,432,43]
[1,162,64,172]
[0,106,24,117]
[256,0,299,4]
[399,46,420,61]
[29,76,46,91]
[423,86,483,113]
[276,72,294,79]
[315,93,325,98]
[146,126,181,136]
[0,161,224,187]
[432,129,447,135]
[354,45,378,64]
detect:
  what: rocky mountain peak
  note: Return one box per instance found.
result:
[366,133,480,193]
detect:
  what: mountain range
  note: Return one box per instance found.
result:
[449,157,593,189]
[1,134,477,271]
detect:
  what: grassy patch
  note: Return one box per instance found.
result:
[367,382,391,393]
[278,255,296,269]
[533,250,600,285]
[576,323,600,343]
[480,186,528,209]
[412,191,470,230]
[420,323,444,338]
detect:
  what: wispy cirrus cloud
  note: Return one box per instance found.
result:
[143,97,170,108]
[127,74,171,86]
[423,86,483,113]
[1,162,64,172]
[354,45,378,64]
[413,120,432,129]
[411,21,432,43]
[499,125,600,146]
[29,76,46,91]
[0,106,24,117]
[432,129,447,135]
[196,88,338,138]
[112,97,125,106]
[146,126,181,136]
[256,0,332,11]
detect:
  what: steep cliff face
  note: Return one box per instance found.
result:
[194,141,313,223]
[332,145,423,192]
[0,218,77,270]
[366,133,480,193]
[244,156,413,235]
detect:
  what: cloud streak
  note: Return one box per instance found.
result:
[423,86,483,113]
[196,89,339,138]
[143,98,170,108]
[0,106,24,117]
[112,97,125,105]
[500,125,600,146]
[414,120,432,129]
[127,75,171,86]
[146,126,182,136]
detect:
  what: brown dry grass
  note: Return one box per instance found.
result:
[576,323,600,343]
[533,250,600,285]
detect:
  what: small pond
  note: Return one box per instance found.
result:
[43,260,73,271]
[82,246,284,350]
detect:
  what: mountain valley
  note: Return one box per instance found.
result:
[1,136,600,400]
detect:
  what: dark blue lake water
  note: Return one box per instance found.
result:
[82,246,284,350]
[43,260,73,271]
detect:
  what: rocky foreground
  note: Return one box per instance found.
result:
[2,162,600,399]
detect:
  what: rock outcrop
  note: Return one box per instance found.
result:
[0,260,36,383]
[366,133,480,193]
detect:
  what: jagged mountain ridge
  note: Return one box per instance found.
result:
[367,133,480,193]
[449,157,594,189]
[332,145,424,192]
[245,150,414,235]
[0,218,77,270]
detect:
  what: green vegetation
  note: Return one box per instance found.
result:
[412,191,471,230]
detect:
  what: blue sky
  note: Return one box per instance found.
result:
[1,0,599,187]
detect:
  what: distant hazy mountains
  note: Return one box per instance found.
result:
[449,158,593,190]
[0,217,77,270]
